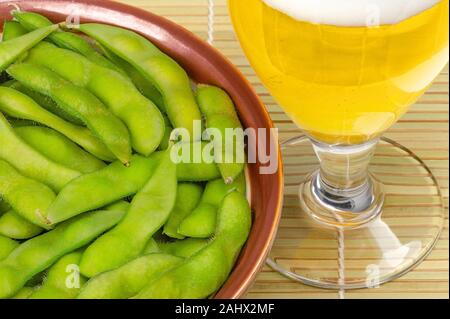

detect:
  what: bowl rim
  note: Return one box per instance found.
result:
[0,0,284,299]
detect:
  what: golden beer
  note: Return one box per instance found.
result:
[229,0,449,144]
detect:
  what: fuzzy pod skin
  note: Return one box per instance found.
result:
[15,126,106,174]
[79,23,203,138]
[178,174,246,238]
[175,141,221,182]
[26,42,165,156]
[101,45,166,113]
[12,11,126,76]
[2,21,27,41]
[5,80,84,126]
[77,254,182,299]
[6,63,132,164]
[79,150,177,278]
[158,238,210,258]
[11,287,35,299]
[163,183,204,239]
[0,210,43,240]
[142,238,160,254]
[0,159,56,229]
[0,235,19,261]
[28,251,87,299]
[196,85,245,184]
[46,154,162,225]
[0,209,126,299]
[0,104,80,192]
[0,86,114,162]
[0,24,58,72]
[134,192,251,299]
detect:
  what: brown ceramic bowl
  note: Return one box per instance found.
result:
[0,0,283,298]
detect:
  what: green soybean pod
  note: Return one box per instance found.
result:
[77,253,182,299]
[158,238,209,258]
[175,141,221,182]
[0,159,56,228]
[101,45,165,112]
[7,63,132,164]
[163,183,204,239]
[5,80,84,126]
[134,192,252,299]
[11,287,35,299]
[12,11,126,76]
[15,126,106,174]
[143,238,160,254]
[178,174,246,238]
[79,23,202,137]
[26,42,165,156]
[80,150,177,277]
[0,235,19,260]
[0,209,126,299]
[197,85,245,184]
[0,210,43,240]
[46,154,161,225]
[158,114,172,151]
[0,86,114,162]
[0,111,80,191]
[0,24,58,72]
[28,251,87,299]
[2,21,27,41]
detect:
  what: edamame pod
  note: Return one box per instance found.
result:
[46,154,161,225]
[80,150,177,277]
[11,287,34,299]
[15,126,106,174]
[2,21,27,41]
[0,159,55,228]
[134,192,251,299]
[77,254,182,299]
[101,45,166,112]
[197,85,245,184]
[28,251,87,299]
[7,63,132,164]
[79,23,203,137]
[143,238,160,254]
[0,86,115,162]
[0,210,43,240]
[27,42,165,156]
[163,183,204,239]
[5,80,84,126]
[12,11,126,75]
[178,174,246,238]
[0,112,80,191]
[158,114,172,151]
[158,238,209,258]
[175,141,221,182]
[0,209,126,299]
[0,24,57,72]
[0,235,18,260]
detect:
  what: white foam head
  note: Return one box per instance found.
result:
[262,0,441,26]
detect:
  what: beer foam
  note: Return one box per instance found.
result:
[262,0,441,26]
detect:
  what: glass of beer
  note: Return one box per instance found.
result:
[229,0,448,288]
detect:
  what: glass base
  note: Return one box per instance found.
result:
[267,135,445,290]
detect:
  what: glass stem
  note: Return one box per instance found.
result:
[302,139,383,225]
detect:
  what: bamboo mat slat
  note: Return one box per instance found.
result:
[117,0,449,299]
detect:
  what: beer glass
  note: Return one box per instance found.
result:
[229,0,449,288]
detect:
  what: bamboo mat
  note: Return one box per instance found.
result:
[116,0,449,299]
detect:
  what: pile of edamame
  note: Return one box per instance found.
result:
[0,11,250,299]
